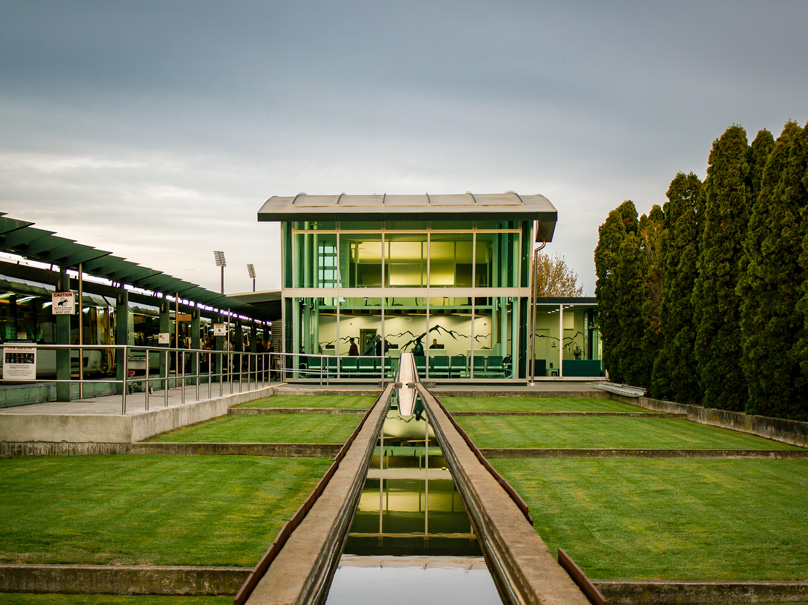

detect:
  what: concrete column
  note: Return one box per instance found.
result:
[190,309,201,377]
[214,314,224,381]
[250,323,257,353]
[55,270,72,401]
[114,289,130,395]
[234,320,243,352]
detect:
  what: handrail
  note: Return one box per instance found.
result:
[558,548,608,605]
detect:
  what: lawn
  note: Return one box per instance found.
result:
[457,416,798,449]
[493,458,808,581]
[148,414,361,443]
[236,394,377,409]
[440,396,651,413]
[0,455,330,566]
[0,597,230,605]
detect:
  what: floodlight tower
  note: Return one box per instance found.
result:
[214,251,226,294]
[247,264,256,292]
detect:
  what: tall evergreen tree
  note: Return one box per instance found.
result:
[612,231,648,386]
[595,200,638,382]
[693,125,751,411]
[652,172,703,403]
[738,123,805,419]
[639,205,665,390]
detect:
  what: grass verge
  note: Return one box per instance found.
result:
[493,458,808,580]
[147,414,360,443]
[457,416,798,449]
[0,455,330,566]
[440,396,651,413]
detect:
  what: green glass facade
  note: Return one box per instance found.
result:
[266,193,600,381]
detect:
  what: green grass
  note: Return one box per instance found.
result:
[493,458,808,581]
[0,455,330,566]
[457,416,798,449]
[148,414,360,443]
[440,396,651,413]
[236,394,377,409]
[0,597,230,605]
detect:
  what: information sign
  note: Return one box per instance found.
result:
[213,323,227,337]
[51,292,75,315]
[2,347,36,380]
[158,333,170,345]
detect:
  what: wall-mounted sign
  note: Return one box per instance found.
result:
[51,292,75,315]
[2,347,36,380]
[158,332,170,345]
[177,313,193,322]
[213,323,227,337]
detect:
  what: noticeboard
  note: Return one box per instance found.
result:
[2,347,36,380]
[52,292,75,315]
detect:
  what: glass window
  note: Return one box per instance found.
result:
[475,232,519,288]
[293,220,336,230]
[293,233,338,288]
[472,297,515,379]
[385,298,427,377]
[385,234,428,287]
[339,220,382,231]
[339,234,382,287]
[431,220,474,230]
[429,233,473,287]
[385,220,428,230]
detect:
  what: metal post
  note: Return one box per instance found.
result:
[424,414,429,537]
[145,347,150,411]
[208,352,212,399]
[78,263,84,399]
[195,351,200,401]
[181,350,186,404]
[164,349,169,408]
[121,351,128,415]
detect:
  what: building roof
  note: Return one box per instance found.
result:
[258,192,557,242]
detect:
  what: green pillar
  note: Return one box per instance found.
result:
[55,270,72,401]
[214,315,224,380]
[234,320,243,352]
[190,309,200,377]
[159,302,171,386]
[115,289,130,395]
[250,323,257,353]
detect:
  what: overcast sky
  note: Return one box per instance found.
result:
[2,0,806,295]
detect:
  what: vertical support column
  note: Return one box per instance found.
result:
[214,313,224,382]
[159,302,171,387]
[190,309,201,377]
[558,304,564,378]
[55,269,72,401]
[115,289,130,395]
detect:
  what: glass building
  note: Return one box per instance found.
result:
[258,193,601,381]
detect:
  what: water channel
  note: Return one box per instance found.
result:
[325,391,503,604]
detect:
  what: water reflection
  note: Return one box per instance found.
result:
[327,392,500,603]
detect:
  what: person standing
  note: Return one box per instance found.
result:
[348,337,359,356]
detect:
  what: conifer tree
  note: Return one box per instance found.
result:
[639,205,665,390]
[595,201,637,382]
[738,123,805,419]
[693,126,750,411]
[612,231,648,386]
[652,172,703,403]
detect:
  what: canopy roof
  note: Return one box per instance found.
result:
[258,192,557,242]
[0,213,274,320]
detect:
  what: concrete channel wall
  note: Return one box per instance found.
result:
[244,385,392,605]
[417,385,592,605]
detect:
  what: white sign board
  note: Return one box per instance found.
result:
[2,347,36,380]
[213,323,227,337]
[158,332,170,345]
[51,292,75,315]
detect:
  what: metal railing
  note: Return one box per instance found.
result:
[0,343,277,415]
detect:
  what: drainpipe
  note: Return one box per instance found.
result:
[528,240,547,386]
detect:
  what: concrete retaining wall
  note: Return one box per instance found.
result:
[596,579,808,604]
[0,564,249,596]
[481,448,808,459]
[0,382,118,408]
[609,394,808,448]
[0,441,341,458]
[0,386,277,444]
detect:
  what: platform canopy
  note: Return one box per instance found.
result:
[258,192,557,242]
[0,213,273,320]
